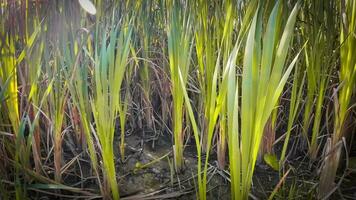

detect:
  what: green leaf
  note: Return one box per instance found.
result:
[264,153,279,171]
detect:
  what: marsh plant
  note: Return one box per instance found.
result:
[91,21,132,199]
[166,0,193,171]
[0,1,355,200]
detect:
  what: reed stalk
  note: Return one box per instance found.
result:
[166,0,193,171]
[231,2,300,198]
[319,0,356,197]
[91,21,132,200]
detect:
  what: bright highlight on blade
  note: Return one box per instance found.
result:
[78,0,96,15]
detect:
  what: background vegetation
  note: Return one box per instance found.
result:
[0,0,355,199]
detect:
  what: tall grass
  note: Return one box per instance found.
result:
[0,34,20,135]
[26,30,44,174]
[0,27,21,200]
[136,0,154,130]
[194,0,219,154]
[91,21,132,200]
[166,0,193,171]
[319,0,356,197]
[177,0,239,196]
[280,64,305,168]
[216,0,235,169]
[232,2,300,198]
[1,1,355,200]
[301,0,337,159]
[47,50,67,182]
[178,44,239,200]
[1,3,47,197]
[65,27,100,184]
[193,0,236,169]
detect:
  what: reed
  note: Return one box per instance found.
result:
[136,0,154,130]
[319,0,356,197]
[301,0,337,159]
[178,19,242,200]
[91,20,132,200]
[194,0,219,154]
[280,64,305,168]
[166,0,193,171]
[0,1,355,200]
[65,26,100,184]
[231,2,300,198]
[194,0,236,169]
[0,33,20,135]
[26,31,44,174]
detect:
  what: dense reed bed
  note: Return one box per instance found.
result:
[0,0,355,199]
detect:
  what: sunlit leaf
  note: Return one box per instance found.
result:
[264,153,279,171]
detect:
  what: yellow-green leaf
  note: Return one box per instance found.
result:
[264,153,279,171]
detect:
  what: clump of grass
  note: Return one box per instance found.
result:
[179,22,242,200]
[0,34,20,135]
[194,0,220,154]
[1,1,355,200]
[301,0,338,159]
[1,7,47,197]
[227,2,300,199]
[136,0,155,130]
[166,0,193,172]
[91,20,132,200]
[319,0,356,197]
[65,27,100,187]
[26,30,45,174]
[48,51,67,182]
[193,0,237,170]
